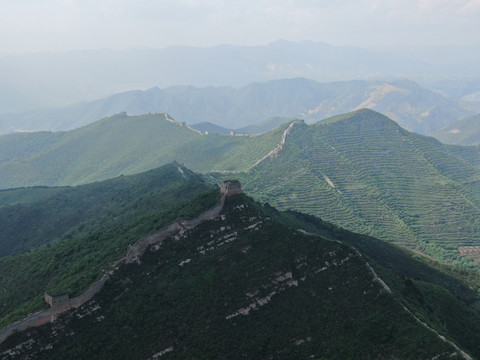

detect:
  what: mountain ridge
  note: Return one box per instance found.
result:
[211,109,480,267]
[1,186,477,359]
[0,78,473,135]
[0,179,238,345]
[0,112,288,189]
[0,162,220,329]
[3,109,480,269]
[2,40,479,115]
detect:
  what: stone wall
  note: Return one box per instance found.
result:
[0,181,241,344]
[0,309,53,344]
[69,274,110,309]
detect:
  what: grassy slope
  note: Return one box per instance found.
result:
[216,109,480,266]
[0,194,468,359]
[0,163,220,328]
[0,113,285,189]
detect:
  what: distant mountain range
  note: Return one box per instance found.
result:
[1,164,479,359]
[1,40,480,115]
[420,77,480,104]
[433,114,480,146]
[0,78,473,135]
[2,109,480,268]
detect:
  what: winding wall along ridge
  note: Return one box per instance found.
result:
[0,181,241,344]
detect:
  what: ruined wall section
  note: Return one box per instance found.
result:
[125,183,235,264]
[69,274,110,309]
[125,222,183,264]
[0,309,53,344]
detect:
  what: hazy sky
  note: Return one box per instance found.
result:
[1,0,479,55]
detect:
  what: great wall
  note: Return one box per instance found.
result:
[0,181,242,344]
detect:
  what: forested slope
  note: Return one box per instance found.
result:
[0,163,219,328]
[1,193,476,359]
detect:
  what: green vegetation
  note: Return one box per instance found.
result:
[4,108,480,270]
[0,163,216,258]
[0,194,471,359]
[0,112,286,189]
[212,109,480,267]
[0,163,220,328]
[3,109,480,270]
[447,144,480,170]
[275,208,480,356]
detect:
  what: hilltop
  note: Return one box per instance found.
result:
[1,185,480,359]
[0,112,286,189]
[212,109,480,266]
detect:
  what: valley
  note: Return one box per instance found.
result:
[434,114,480,146]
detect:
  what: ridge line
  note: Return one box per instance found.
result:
[0,182,240,344]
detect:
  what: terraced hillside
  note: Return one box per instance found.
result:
[0,112,285,189]
[222,109,480,265]
[3,109,480,267]
[0,193,476,359]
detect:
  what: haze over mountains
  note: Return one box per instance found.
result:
[1,40,480,115]
[434,114,480,146]
[2,0,480,356]
[2,79,480,358]
[0,77,476,136]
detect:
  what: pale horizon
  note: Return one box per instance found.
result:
[1,0,479,56]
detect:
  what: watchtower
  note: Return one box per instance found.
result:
[45,293,71,320]
[220,181,242,196]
